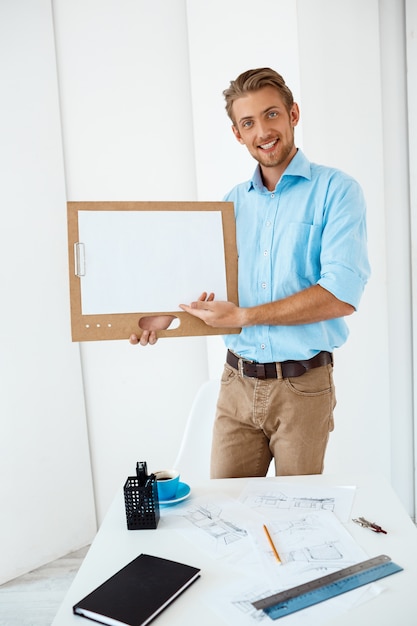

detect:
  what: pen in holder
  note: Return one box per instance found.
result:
[123,461,160,530]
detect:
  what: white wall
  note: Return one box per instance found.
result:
[0,0,96,584]
[52,0,211,523]
[186,0,302,200]
[378,0,414,514]
[295,0,391,483]
[1,0,414,584]
[406,0,417,514]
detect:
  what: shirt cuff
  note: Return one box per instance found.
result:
[318,267,368,310]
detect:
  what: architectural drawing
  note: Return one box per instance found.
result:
[183,501,248,547]
[285,540,344,564]
[267,514,346,565]
[230,589,273,623]
[238,480,357,522]
[243,489,335,513]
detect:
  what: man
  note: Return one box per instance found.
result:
[130,67,370,479]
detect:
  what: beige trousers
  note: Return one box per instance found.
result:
[210,361,336,478]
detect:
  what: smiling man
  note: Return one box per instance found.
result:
[132,68,370,480]
[231,84,299,184]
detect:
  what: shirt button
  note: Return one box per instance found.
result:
[261,282,267,289]
[263,250,268,256]
[261,344,266,350]
[271,193,275,199]
[266,220,271,227]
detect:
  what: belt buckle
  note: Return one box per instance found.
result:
[241,360,267,379]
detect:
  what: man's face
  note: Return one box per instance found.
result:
[231,86,299,174]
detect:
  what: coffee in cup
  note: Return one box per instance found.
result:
[154,469,180,500]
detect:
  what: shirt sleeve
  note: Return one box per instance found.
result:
[317,174,371,310]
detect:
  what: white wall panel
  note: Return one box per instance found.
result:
[379,0,414,515]
[406,0,417,517]
[186,0,302,203]
[0,0,96,583]
[53,0,197,201]
[297,0,392,479]
[52,0,210,522]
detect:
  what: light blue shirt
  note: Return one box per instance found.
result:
[224,149,370,362]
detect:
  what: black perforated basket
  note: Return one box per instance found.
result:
[123,461,160,530]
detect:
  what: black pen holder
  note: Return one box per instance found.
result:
[123,461,160,530]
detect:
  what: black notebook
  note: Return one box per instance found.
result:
[73,553,200,626]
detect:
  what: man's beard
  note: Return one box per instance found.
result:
[256,139,293,169]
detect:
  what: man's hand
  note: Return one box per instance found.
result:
[179,298,243,328]
[179,285,354,330]
[129,292,216,346]
[129,315,175,346]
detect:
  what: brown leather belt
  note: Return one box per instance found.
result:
[226,349,333,379]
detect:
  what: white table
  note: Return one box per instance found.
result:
[52,474,417,626]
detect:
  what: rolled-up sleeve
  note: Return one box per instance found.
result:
[318,176,370,310]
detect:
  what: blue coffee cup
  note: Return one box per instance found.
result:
[154,469,180,500]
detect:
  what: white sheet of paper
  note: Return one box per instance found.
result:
[168,482,379,626]
[238,479,356,522]
[248,509,368,583]
[203,508,380,626]
[205,574,381,626]
[170,494,261,564]
[77,210,228,314]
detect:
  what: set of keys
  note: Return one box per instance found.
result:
[352,516,387,534]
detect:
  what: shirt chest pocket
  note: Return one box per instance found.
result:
[275,223,322,287]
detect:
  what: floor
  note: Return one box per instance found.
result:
[0,546,89,626]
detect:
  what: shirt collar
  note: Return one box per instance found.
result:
[248,148,311,192]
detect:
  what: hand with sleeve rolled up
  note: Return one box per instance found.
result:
[179,285,354,328]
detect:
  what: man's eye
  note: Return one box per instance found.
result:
[268,111,278,119]
[242,120,253,129]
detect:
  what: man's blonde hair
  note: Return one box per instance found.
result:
[223,67,294,124]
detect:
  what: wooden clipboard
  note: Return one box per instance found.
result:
[67,201,239,341]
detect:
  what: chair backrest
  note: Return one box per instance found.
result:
[173,379,220,484]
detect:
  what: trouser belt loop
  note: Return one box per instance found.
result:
[237,357,244,377]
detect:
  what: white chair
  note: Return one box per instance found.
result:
[173,379,220,483]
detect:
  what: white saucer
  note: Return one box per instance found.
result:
[159,481,191,506]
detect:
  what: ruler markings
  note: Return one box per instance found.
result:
[252,554,403,620]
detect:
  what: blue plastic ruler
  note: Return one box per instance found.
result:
[252,554,403,620]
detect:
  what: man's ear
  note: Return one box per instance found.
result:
[290,103,300,128]
[231,124,244,144]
